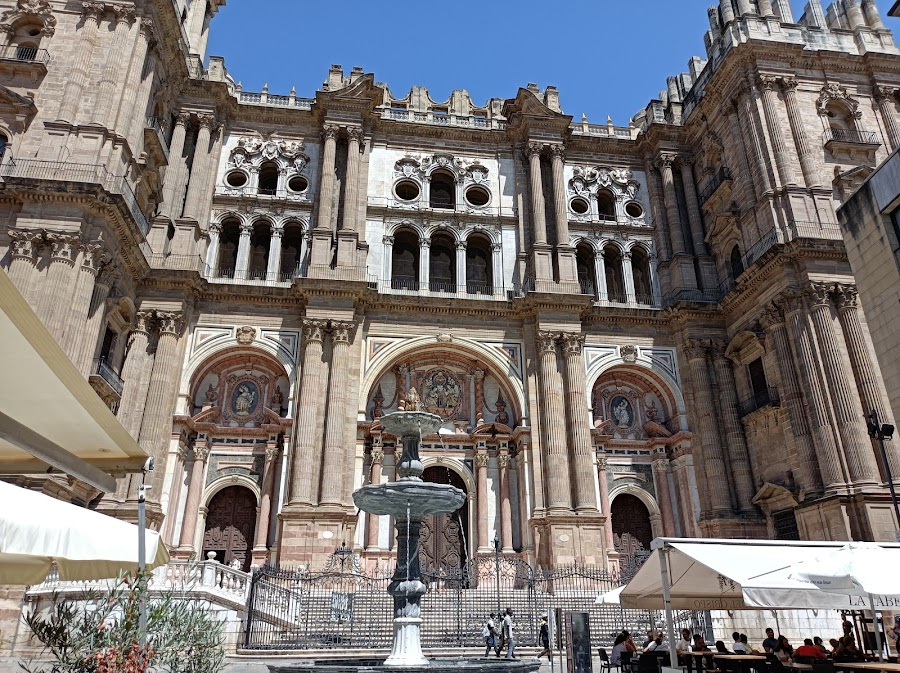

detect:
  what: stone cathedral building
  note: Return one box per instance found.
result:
[1,0,900,576]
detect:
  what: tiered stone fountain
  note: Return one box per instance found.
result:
[270,399,540,673]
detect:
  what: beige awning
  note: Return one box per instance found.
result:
[0,269,147,492]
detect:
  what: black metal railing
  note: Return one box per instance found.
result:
[738,386,780,418]
[698,167,733,205]
[743,229,780,268]
[145,117,170,158]
[94,358,124,397]
[0,45,50,64]
[789,219,843,241]
[823,127,881,146]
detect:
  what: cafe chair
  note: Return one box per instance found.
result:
[598,648,618,673]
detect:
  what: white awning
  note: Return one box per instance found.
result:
[0,269,147,492]
[620,538,900,611]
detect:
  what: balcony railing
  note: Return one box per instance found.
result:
[380,108,507,130]
[738,386,780,418]
[0,45,50,65]
[94,358,124,396]
[145,116,170,160]
[788,219,843,241]
[698,167,733,205]
[823,127,881,146]
[238,90,313,110]
[743,229,780,268]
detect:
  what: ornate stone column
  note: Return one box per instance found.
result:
[710,343,757,514]
[419,239,430,291]
[290,319,328,505]
[757,0,775,15]
[177,442,209,555]
[341,128,362,232]
[320,321,355,507]
[560,333,597,512]
[365,447,384,550]
[316,125,339,232]
[253,442,279,562]
[719,0,736,25]
[62,242,107,361]
[163,444,188,546]
[760,303,823,495]
[758,75,794,187]
[498,452,514,553]
[267,227,283,281]
[834,285,900,479]
[595,452,616,560]
[684,341,733,516]
[138,311,185,495]
[780,78,820,187]
[235,221,252,279]
[475,452,490,552]
[594,249,608,301]
[621,252,636,302]
[549,144,577,284]
[874,86,900,153]
[679,158,708,256]
[538,332,572,513]
[6,229,42,297]
[37,233,81,342]
[117,311,154,440]
[117,18,154,141]
[59,2,104,122]
[74,262,117,376]
[806,282,880,486]
[455,241,466,291]
[727,104,758,204]
[527,144,547,246]
[161,114,191,219]
[95,5,135,127]
[513,449,533,558]
[782,291,845,490]
[182,115,217,222]
[657,154,687,255]
[737,86,773,194]
[652,454,676,535]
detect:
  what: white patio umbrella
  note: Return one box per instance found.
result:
[786,542,900,661]
[0,480,169,584]
[595,585,624,604]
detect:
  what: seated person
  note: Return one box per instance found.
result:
[813,637,828,655]
[762,629,778,654]
[643,630,656,650]
[740,634,760,655]
[773,636,793,663]
[834,636,864,662]
[732,632,748,653]
[645,634,669,653]
[716,641,731,653]
[795,638,827,662]
[693,634,715,671]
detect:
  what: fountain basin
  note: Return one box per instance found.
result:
[353,481,465,518]
[270,659,541,673]
[379,411,443,438]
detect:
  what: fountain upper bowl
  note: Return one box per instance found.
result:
[353,481,465,517]
[379,411,443,438]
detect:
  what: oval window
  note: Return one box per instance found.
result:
[571,197,589,215]
[288,175,309,193]
[225,171,248,188]
[395,180,421,201]
[465,185,490,207]
[625,201,644,218]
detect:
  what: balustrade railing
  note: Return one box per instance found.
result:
[145,116,170,159]
[823,127,881,145]
[93,357,124,396]
[743,228,780,268]
[238,90,314,110]
[0,45,50,64]
[380,108,507,130]
[698,167,733,205]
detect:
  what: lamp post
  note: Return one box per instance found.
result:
[138,457,154,647]
[867,409,900,542]
[493,533,501,616]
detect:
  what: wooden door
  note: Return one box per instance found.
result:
[202,485,257,572]
[419,467,469,580]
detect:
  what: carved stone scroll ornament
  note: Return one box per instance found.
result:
[230,136,309,173]
[236,325,257,345]
[0,0,57,36]
[816,83,862,119]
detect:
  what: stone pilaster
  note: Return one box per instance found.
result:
[74,262,117,376]
[652,455,676,535]
[760,303,823,495]
[337,128,363,268]
[320,321,355,507]
[684,340,732,516]
[365,447,384,550]
[498,452,514,553]
[679,158,706,253]
[252,442,279,565]
[596,452,616,561]
[806,281,880,486]
[549,144,576,284]
[758,75,794,187]
[118,18,154,142]
[182,115,218,222]
[782,291,845,491]
[290,319,328,505]
[736,85,773,195]
[710,342,757,514]
[62,242,107,363]
[537,331,572,513]
[176,442,209,557]
[834,284,900,480]
[475,451,489,552]
[162,444,188,546]
[95,5,135,127]
[311,125,339,267]
[160,114,191,220]
[235,221,252,278]
[657,153,698,289]
[138,311,185,497]
[560,333,597,512]
[780,77,820,188]
[874,86,900,153]
[117,311,154,440]
[6,229,42,298]
[58,2,104,122]
[527,143,552,283]
[37,233,81,342]
[266,227,283,280]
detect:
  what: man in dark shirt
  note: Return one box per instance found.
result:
[762,628,778,653]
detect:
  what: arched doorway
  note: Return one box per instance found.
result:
[419,466,469,578]
[203,485,257,572]
[611,492,653,577]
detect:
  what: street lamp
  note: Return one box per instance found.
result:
[137,457,154,647]
[493,533,501,616]
[867,409,900,542]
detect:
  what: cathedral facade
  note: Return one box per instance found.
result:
[1,0,900,575]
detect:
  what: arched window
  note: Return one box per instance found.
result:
[631,247,653,304]
[429,231,456,292]
[248,221,271,279]
[391,229,420,290]
[604,245,626,303]
[729,244,744,282]
[597,190,616,220]
[429,170,455,209]
[11,21,42,61]
[576,243,596,296]
[217,219,241,278]
[258,162,279,196]
[465,234,493,295]
[280,222,305,281]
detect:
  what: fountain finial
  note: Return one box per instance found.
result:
[403,387,421,411]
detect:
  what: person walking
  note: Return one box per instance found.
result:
[503,607,516,659]
[482,613,498,657]
[537,615,551,659]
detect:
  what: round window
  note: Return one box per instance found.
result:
[395,180,421,201]
[27,28,40,37]
[625,201,644,218]
[225,170,248,188]
[288,175,309,193]
[571,197,589,215]
[465,185,490,207]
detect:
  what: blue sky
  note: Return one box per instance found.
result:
[208,1,896,126]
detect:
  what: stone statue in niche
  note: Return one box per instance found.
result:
[370,384,385,419]
[271,386,284,411]
[422,369,461,418]
[611,395,633,429]
[232,382,259,417]
[205,383,219,404]
[400,386,421,412]
[495,392,510,426]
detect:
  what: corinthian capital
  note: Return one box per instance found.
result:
[155,311,184,336]
[833,284,859,311]
[110,4,136,24]
[874,84,898,103]
[526,142,544,158]
[82,2,105,21]
[683,339,709,361]
[758,75,779,91]
[548,144,565,159]
[46,232,81,263]
[656,153,676,170]
[347,127,364,143]
[302,318,328,343]
[779,77,799,93]
[193,444,210,462]
[8,229,42,260]
[758,303,785,330]
[322,124,340,141]
[197,114,218,131]
[537,331,559,355]
[81,242,108,273]
[474,453,489,469]
[330,320,356,344]
[803,281,833,308]
[132,310,154,335]
[560,333,586,356]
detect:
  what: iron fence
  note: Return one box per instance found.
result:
[244,555,706,652]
